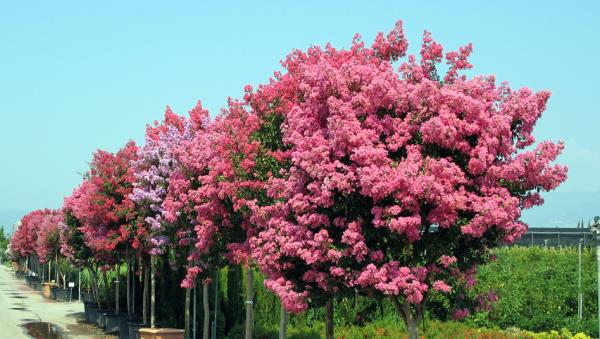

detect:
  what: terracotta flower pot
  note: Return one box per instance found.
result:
[42,283,58,299]
[139,328,184,339]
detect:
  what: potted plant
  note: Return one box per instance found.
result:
[54,287,72,301]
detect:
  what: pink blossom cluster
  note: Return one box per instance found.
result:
[11,209,53,259]
[244,20,566,312]
[63,142,139,257]
[162,100,269,287]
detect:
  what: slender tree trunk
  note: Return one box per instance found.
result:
[245,266,254,339]
[115,262,120,315]
[325,298,334,339]
[193,282,197,339]
[131,255,137,315]
[185,245,193,338]
[78,268,81,302]
[185,286,191,338]
[212,272,219,339]
[55,253,58,283]
[203,282,209,339]
[279,303,288,339]
[48,261,51,283]
[143,260,149,325]
[102,270,110,310]
[150,257,156,328]
[127,250,131,317]
[88,263,101,309]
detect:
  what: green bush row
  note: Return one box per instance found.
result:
[466,246,598,337]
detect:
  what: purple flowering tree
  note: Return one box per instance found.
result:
[130,103,208,332]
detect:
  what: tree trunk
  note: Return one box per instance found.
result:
[150,257,156,328]
[78,269,81,302]
[127,251,131,317]
[193,282,197,339]
[87,264,101,309]
[325,298,334,339]
[143,260,149,325]
[212,272,219,339]
[245,266,254,339]
[203,282,209,339]
[115,262,120,315]
[55,253,58,283]
[392,297,421,339]
[279,303,288,339]
[185,286,191,338]
[102,270,110,310]
[132,257,136,316]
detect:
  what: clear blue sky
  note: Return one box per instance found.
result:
[1,1,598,229]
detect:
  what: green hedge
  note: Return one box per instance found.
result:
[467,246,597,337]
[76,245,599,337]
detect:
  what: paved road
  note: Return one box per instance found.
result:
[0,265,115,338]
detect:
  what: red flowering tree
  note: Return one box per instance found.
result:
[61,180,105,304]
[11,210,47,263]
[78,141,139,255]
[244,21,567,339]
[70,141,139,313]
[36,209,62,264]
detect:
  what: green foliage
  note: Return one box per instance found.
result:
[252,268,282,326]
[0,227,9,261]
[225,264,244,335]
[226,319,591,339]
[467,246,598,337]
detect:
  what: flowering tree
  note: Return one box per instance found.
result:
[78,141,139,255]
[162,99,279,338]
[11,210,47,262]
[245,21,567,339]
[131,103,208,329]
[61,180,105,304]
[68,141,139,313]
[36,209,62,264]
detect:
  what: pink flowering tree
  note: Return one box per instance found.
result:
[245,21,567,339]
[131,103,208,329]
[61,179,106,305]
[69,141,139,313]
[36,209,63,273]
[162,99,281,338]
[11,210,44,262]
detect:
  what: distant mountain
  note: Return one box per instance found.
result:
[521,191,600,228]
[0,209,27,235]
